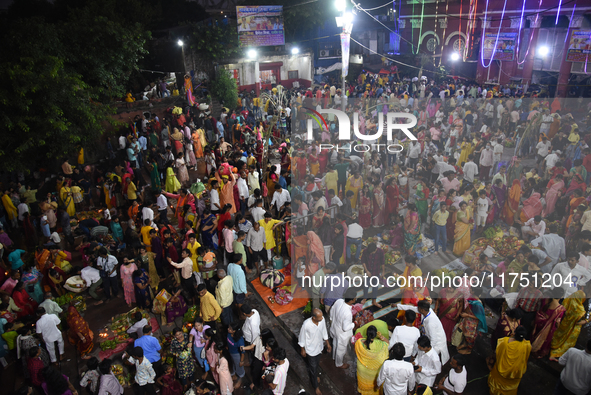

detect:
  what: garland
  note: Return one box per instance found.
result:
[516,0,543,65]
[412,0,426,55]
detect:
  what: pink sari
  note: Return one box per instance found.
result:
[521,192,543,221]
[531,303,566,358]
[542,179,564,217]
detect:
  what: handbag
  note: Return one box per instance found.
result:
[451,323,463,347]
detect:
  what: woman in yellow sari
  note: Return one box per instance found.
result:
[345,171,364,210]
[60,185,76,217]
[501,179,522,226]
[458,137,473,166]
[453,201,472,256]
[549,289,587,361]
[355,325,389,395]
[488,326,531,395]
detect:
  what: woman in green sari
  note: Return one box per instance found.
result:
[148,158,161,191]
[415,180,430,222]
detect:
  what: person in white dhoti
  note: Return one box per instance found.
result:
[329,289,357,369]
[396,300,450,365]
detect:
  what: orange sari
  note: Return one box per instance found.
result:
[501,179,521,225]
[67,305,94,356]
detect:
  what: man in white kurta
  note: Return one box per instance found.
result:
[414,336,442,387]
[396,302,450,365]
[329,292,356,368]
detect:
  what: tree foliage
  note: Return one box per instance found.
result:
[189,21,241,62]
[212,68,239,110]
[0,0,150,172]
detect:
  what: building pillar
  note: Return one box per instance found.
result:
[556,15,583,97]
[521,16,542,90]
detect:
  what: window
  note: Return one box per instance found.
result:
[288,70,298,79]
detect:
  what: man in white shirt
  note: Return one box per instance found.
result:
[389,310,420,360]
[36,307,64,362]
[127,311,149,338]
[210,180,221,213]
[237,172,249,216]
[544,150,560,174]
[241,304,260,345]
[531,224,566,272]
[407,141,421,171]
[39,293,63,316]
[377,342,415,395]
[268,347,289,395]
[535,136,552,166]
[551,251,591,298]
[141,205,157,229]
[251,199,266,224]
[154,191,169,225]
[75,265,103,301]
[96,247,119,302]
[521,215,546,242]
[462,155,478,182]
[556,340,591,395]
[270,185,291,213]
[434,354,467,394]
[346,222,364,261]
[246,222,266,270]
[414,335,442,387]
[492,138,504,173]
[397,300,449,364]
[299,309,331,395]
[329,290,357,369]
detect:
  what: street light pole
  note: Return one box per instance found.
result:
[335,0,353,110]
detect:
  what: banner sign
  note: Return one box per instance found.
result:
[236,6,285,47]
[566,30,591,62]
[482,32,517,61]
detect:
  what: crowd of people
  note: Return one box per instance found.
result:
[1,69,591,395]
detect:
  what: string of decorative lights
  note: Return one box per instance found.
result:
[464,0,479,61]
[458,0,463,56]
[351,0,431,55]
[410,0,576,22]
[516,0,543,65]
[357,0,393,11]
[480,0,509,68]
[432,0,440,61]
[437,0,450,67]
[412,0,426,54]
[556,0,563,24]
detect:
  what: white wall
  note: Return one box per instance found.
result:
[220,51,313,86]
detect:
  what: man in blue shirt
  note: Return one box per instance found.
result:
[228,253,249,307]
[134,325,162,374]
[8,248,25,271]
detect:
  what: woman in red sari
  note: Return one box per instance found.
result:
[358,185,372,229]
[501,179,522,226]
[384,177,400,220]
[216,204,232,243]
[295,152,307,182]
[531,289,566,358]
[436,287,463,342]
[67,304,94,359]
[565,174,586,198]
[12,282,38,318]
